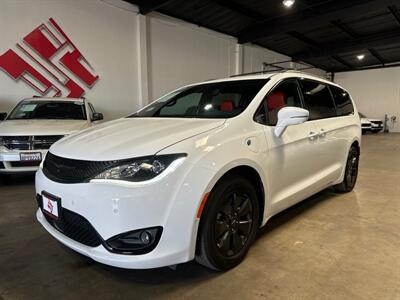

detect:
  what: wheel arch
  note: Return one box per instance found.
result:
[199,162,267,227]
[194,163,266,258]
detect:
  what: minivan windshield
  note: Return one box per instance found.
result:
[8,100,87,120]
[129,79,269,119]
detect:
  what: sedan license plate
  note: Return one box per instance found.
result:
[42,192,61,220]
[20,152,42,161]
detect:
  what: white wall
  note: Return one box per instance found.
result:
[336,68,400,132]
[242,44,326,78]
[146,17,326,102]
[147,14,237,101]
[0,0,140,120]
[0,0,326,120]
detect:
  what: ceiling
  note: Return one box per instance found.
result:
[126,0,400,73]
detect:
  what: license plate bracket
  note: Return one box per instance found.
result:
[41,191,61,220]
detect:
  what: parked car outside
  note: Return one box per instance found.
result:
[36,72,361,271]
[0,97,103,174]
[359,112,383,134]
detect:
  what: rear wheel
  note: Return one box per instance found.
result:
[195,175,259,271]
[334,146,359,193]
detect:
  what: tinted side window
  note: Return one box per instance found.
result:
[255,79,303,125]
[330,86,354,116]
[299,79,336,120]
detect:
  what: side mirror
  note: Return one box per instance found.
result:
[274,107,309,137]
[0,113,7,121]
[92,112,103,121]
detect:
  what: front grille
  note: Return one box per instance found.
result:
[3,135,64,150]
[38,195,102,247]
[10,161,41,167]
[43,152,117,184]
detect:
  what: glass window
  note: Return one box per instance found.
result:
[158,93,202,116]
[255,79,303,125]
[8,100,86,120]
[130,79,269,119]
[299,79,336,120]
[330,86,354,116]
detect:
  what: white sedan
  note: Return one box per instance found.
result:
[359,112,383,134]
[0,97,103,174]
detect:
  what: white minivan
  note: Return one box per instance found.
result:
[35,71,361,271]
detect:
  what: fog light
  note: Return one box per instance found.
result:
[105,227,162,255]
[140,231,151,245]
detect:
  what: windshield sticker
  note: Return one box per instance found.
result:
[20,104,37,112]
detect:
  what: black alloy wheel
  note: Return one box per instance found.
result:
[334,146,359,193]
[214,191,254,257]
[196,175,259,271]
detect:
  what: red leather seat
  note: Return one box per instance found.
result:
[266,91,286,124]
[220,100,234,112]
[267,91,286,111]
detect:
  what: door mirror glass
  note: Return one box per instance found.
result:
[274,107,309,137]
[92,112,103,121]
[0,113,7,121]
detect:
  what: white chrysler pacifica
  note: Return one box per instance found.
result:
[36,72,361,271]
[0,97,103,174]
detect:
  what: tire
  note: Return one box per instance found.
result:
[334,146,359,193]
[195,175,260,271]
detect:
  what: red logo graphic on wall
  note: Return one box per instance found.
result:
[0,18,99,98]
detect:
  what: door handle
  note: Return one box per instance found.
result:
[319,129,326,138]
[308,131,318,141]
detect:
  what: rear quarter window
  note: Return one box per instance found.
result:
[330,86,354,116]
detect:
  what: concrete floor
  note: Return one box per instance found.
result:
[0,133,399,300]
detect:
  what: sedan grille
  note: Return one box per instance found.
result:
[2,135,64,150]
[370,121,383,125]
[43,152,117,184]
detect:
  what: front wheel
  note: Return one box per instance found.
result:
[195,175,260,271]
[334,146,359,193]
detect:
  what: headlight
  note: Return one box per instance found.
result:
[93,153,186,182]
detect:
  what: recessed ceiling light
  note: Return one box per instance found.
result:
[357,54,365,60]
[283,0,295,8]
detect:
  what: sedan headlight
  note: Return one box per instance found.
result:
[93,154,187,182]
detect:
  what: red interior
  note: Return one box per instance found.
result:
[220,100,234,112]
[267,91,286,111]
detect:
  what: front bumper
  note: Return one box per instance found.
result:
[35,163,214,269]
[370,123,383,131]
[0,147,47,173]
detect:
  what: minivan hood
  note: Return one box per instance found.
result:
[50,118,226,161]
[0,119,88,136]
